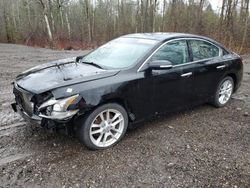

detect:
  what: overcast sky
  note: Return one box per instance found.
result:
[209,0,222,11]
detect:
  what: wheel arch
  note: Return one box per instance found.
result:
[95,98,135,122]
[226,73,237,92]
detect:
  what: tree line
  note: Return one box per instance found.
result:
[0,0,249,53]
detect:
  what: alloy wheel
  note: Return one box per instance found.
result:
[89,109,125,147]
[218,79,233,105]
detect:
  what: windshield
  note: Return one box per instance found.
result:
[81,37,158,69]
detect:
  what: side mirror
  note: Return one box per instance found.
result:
[148,60,173,70]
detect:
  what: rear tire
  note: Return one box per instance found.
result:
[212,76,234,108]
[77,103,128,150]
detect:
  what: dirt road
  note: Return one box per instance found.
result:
[0,43,249,187]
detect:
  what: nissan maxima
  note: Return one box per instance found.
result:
[11,33,243,150]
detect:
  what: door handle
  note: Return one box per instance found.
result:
[216,65,226,69]
[181,72,192,77]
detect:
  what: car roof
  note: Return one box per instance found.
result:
[121,32,211,42]
[121,32,228,51]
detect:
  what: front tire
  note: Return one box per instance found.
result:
[212,76,234,108]
[77,103,128,150]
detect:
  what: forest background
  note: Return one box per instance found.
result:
[0,0,249,54]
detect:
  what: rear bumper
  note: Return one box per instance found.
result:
[234,65,243,92]
[11,103,42,126]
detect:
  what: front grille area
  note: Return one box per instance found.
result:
[13,83,34,116]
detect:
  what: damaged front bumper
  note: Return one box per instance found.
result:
[11,102,78,123]
[11,103,42,125]
[12,83,83,133]
[11,102,78,124]
[38,110,79,120]
[11,102,78,134]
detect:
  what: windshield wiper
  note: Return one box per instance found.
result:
[80,61,104,69]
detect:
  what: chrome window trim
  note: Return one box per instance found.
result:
[172,57,215,68]
[137,38,223,72]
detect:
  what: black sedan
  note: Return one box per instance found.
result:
[11,33,243,150]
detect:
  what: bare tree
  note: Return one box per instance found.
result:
[0,0,250,53]
[85,0,93,42]
[37,0,53,45]
[239,0,250,53]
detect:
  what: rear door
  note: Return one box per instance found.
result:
[187,39,227,102]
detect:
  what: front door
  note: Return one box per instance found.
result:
[146,39,195,113]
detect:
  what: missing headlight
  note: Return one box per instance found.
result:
[46,106,53,116]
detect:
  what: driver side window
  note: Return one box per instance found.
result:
[151,40,189,65]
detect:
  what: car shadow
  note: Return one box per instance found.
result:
[127,103,215,133]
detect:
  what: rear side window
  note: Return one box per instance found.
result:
[189,40,220,61]
[151,40,189,65]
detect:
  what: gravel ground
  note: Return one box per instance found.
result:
[0,43,249,188]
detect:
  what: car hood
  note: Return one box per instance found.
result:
[15,57,120,94]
